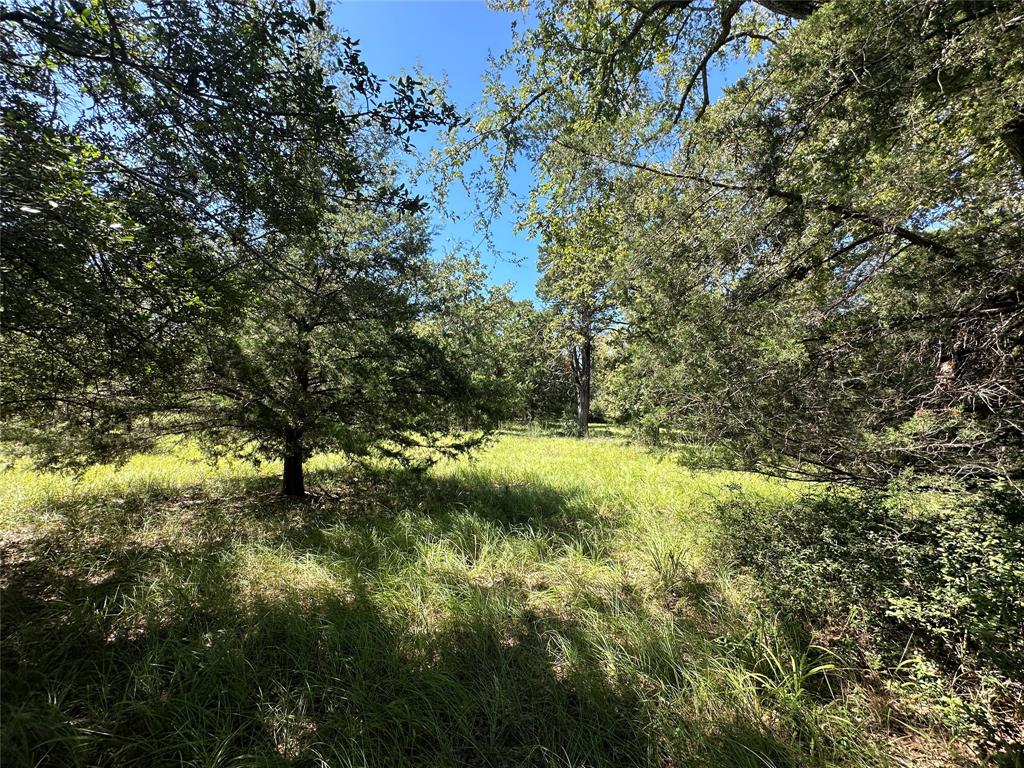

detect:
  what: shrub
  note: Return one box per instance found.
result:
[633,409,670,447]
[716,485,1024,749]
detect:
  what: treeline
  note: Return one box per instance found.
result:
[4,0,1023,497]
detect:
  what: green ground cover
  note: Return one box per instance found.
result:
[2,433,1016,767]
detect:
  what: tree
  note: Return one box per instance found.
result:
[473,0,1024,485]
[195,211,488,497]
[535,206,618,437]
[1,0,480,494]
[605,0,1024,485]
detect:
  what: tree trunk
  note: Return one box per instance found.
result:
[282,314,311,498]
[282,425,305,497]
[576,335,592,438]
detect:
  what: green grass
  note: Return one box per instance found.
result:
[0,434,968,767]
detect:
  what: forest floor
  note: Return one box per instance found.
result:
[0,431,986,767]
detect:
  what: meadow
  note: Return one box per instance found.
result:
[1,432,1017,767]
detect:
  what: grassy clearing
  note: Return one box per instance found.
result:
[0,434,973,766]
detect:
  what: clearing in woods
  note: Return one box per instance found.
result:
[0,432,947,766]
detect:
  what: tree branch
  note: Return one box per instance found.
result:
[672,0,741,124]
[552,138,958,259]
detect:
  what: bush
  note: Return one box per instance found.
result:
[632,409,670,446]
[716,485,1024,749]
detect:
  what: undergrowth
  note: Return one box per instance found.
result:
[0,434,1010,766]
[717,485,1024,763]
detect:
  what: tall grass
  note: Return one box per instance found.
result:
[0,434,970,766]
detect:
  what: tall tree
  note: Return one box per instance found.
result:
[604,0,1024,484]
[471,0,1024,485]
[535,206,618,437]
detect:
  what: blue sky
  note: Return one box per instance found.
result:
[328,2,756,301]
[330,1,542,300]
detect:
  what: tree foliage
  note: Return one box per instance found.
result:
[2,0,481,494]
[535,205,619,436]
[424,255,574,424]
[472,0,1024,486]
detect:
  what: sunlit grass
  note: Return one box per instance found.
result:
[0,434,958,766]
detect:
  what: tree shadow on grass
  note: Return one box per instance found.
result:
[3,459,604,554]
[2,463,806,768]
[1,555,662,766]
